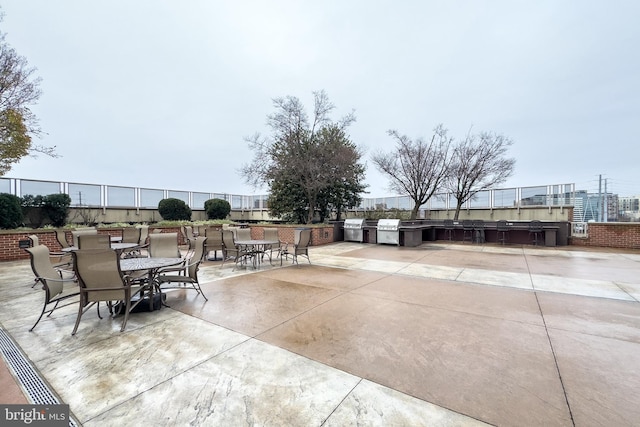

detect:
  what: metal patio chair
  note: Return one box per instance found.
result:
[279,228,311,265]
[496,220,510,245]
[462,220,474,243]
[204,227,223,261]
[72,248,151,334]
[221,229,252,269]
[473,220,485,244]
[156,236,208,300]
[529,220,544,246]
[25,245,79,331]
[77,233,111,249]
[443,220,455,241]
[262,227,281,263]
[71,229,98,248]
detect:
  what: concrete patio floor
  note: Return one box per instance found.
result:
[1,241,639,426]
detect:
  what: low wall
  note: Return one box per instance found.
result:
[344,206,574,222]
[59,207,279,225]
[32,205,571,227]
[0,224,334,262]
[569,222,640,249]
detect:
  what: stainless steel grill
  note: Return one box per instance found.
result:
[344,218,365,242]
[377,219,401,245]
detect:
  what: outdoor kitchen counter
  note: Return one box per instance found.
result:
[362,225,377,244]
[398,223,435,247]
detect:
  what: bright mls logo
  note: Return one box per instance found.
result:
[1,405,69,427]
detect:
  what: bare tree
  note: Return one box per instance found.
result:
[241,90,364,224]
[0,11,57,175]
[371,125,452,219]
[445,131,515,219]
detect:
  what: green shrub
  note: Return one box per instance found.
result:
[42,193,71,227]
[21,194,47,228]
[0,193,23,229]
[158,198,192,221]
[204,198,231,220]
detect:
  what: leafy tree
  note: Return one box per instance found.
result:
[158,198,192,221]
[371,125,452,219]
[267,175,308,223]
[317,177,364,222]
[0,109,31,175]
[314,125,366,221]
[204,198,231,220]
[42,193,71,227]
[242,91,366,224]
[0,10,57,175]
[21,194,46,228]
[445,131,515,220]
[0,192,22,229]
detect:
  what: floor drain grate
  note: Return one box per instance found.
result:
[0,328,78,426]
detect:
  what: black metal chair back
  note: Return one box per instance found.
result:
[462,220,474,243]
[529,220,544,245]
[443,220,455,241]
[472,220,485,243]
[496,220,509,245]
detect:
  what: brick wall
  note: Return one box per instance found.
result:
[570,222,640,249]
[1,231,58,261]
[0,225,335,262]
[248,225,334,246]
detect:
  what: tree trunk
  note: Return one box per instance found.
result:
[410,205,419,220]
[306,194,316,224]
[306,203,315,224]
[453,200,464,220]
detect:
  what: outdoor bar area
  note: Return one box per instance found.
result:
[340,219,569,247]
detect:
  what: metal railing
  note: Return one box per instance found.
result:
[571,222,589,238]
[1,177,575,212]
[357,184,575,212]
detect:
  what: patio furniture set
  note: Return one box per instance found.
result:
[23,226,312,335]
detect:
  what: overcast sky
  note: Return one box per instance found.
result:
[2,1,638,197]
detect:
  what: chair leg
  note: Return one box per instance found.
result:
[194,283,208,301]
[46,300,61,318]
[530,231,542,245]
[71,300,84,336]
[497,231,507,245]
[29,303,48,332]
[120,297,131,332]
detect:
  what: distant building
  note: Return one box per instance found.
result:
[619,195,640,221]
[573,190,619,222]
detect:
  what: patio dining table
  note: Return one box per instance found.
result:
[120,257,185,311]
[62,242,140,252]
[235,239,279,268]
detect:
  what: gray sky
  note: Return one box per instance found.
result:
[2,1,638,197]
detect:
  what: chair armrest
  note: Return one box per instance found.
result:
[157,257,188,274]
[38,275,77,283]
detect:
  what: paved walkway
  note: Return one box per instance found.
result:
[1,242,639,426]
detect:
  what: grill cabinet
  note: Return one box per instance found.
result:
[344,219,365,242]
[377,219,401,245]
